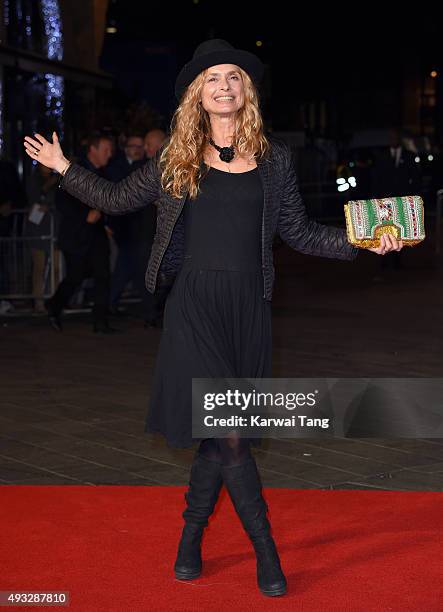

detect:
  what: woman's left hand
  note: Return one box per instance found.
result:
[368,233,403,255]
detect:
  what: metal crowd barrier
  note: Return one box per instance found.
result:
[0,209,63,300]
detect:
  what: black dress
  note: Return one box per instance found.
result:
[145,166,272,448]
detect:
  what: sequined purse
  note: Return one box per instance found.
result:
[344,195,425,248]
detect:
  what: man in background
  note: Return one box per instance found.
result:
[144,128,166,160]
[105,132,159,325]
[370,128,421,274]
[45,132,115,333]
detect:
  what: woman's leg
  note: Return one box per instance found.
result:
[197,434,252,466]
[174,439,223,580]
[196,437,222,463]
[218,431,287,597]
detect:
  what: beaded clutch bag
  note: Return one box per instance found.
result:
[344,195,425,248]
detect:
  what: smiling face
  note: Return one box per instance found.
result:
[200,64,245,117]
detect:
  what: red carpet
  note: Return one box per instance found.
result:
[1,486,442,611]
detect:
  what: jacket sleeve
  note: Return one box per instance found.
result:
[59,155,161,215]
[277,145,359,261]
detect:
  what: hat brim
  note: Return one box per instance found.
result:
[175,49,264,100]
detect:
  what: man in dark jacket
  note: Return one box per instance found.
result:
[371,128,421,272]
[105,134,158,325]
[45,132,114,332]
[370,129,421,198]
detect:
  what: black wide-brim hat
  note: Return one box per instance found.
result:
[175,38,264,101]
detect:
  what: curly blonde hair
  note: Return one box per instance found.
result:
[159,66,269,199]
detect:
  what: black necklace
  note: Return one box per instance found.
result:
[209,138,235,163]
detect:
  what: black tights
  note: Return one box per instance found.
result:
[198,433,252,467]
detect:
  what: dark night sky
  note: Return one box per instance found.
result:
[100,1,441,132]
[103,1,439,73]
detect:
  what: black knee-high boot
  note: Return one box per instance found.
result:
[174,452,223,580]
[220,457,287,596]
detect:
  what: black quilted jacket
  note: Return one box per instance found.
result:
[60,137,358,300]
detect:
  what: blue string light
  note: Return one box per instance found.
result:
[3,0,10,27]
[0,1,65,153]
[41,0,63,60]
[0,2,8,154]
[25,11,32,38]
[41,0,64,136]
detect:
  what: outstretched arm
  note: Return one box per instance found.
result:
[277,146,402,258]
[24,132,160,215]
[277,146,358,260]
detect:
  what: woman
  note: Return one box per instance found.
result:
[24,39,402,597]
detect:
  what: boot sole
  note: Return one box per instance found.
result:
[260,585,287,597]
[174,569,202,580]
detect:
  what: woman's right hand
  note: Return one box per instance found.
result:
[24,132,70,174]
